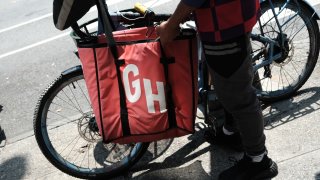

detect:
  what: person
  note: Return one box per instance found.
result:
[156,0,278,179]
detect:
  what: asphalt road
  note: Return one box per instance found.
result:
[0,0,319,143]
[0,0,179,142]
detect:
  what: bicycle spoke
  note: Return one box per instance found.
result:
[71,143,87,167]
[51,101,83,113]
[289,59,301,77]
[252,0,318,101]
[291,59,307,69]
[266,75,271,92]
[56,94,83,113]
[279,67,285,91]
[292,41,310,45]
[68,85,85,114]
[47,110,80,124]
[59,136,81,159]
[282,10,299,32]
[277,67,281,92]
[79,144,90,168]
[281,66,294,85]
[76,81,93,110]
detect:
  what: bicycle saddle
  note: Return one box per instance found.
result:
[53,0,95,30]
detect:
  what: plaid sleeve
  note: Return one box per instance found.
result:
[182,0,207,8]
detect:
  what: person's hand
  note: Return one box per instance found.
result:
[156,20,180,47]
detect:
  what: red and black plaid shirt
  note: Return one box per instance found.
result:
[183,0,260,42]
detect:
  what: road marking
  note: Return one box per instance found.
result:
[0,13,53,34]
[1,0,318,60]
[0,31,70,60]
[0,0,131,60]
[0,0,169,60]
[0,0,124,35]
[0,0,318,35]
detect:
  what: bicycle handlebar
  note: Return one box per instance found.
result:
[70,3,174,40]
[111,11,170,24]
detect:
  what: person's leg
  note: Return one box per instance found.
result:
[204,106,244,151]
[223,108,238,133]
[204,33,265,155]
[203,34,277,179]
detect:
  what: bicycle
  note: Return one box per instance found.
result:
[33,0,320,179]
[200,0,320,129]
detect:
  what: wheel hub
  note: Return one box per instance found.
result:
[78,113,101,142]
[273,33,293,65]
[88,117,99,132]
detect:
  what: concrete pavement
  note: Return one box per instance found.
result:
[1,62,320,180]
[0,2,320,179]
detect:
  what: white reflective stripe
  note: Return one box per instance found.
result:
[204,48,241,55]
[203,42,237,50]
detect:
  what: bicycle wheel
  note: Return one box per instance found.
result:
[251,0,319,102]
[33,65,149,179]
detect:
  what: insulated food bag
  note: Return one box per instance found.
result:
[76,26,198,144]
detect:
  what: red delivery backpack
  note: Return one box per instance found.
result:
[74,9,198,144]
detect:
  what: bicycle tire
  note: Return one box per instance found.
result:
[33,65,149,179]
[252,0,319,102]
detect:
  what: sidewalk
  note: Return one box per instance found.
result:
[1,69,320,180]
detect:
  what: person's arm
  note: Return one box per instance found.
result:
[166,1,195,29]
[156,1,195,46]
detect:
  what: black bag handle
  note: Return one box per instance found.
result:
[95,0,118,58]
[96,0,131,136]
[159,41,177,128]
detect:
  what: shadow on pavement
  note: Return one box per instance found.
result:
[99,86,320,180]
[137,138,175,166]
[134,160,211,180]
[123,87,320,180]
[129,122,242,180]
[262,87,320,129]
[0,156,27,180]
